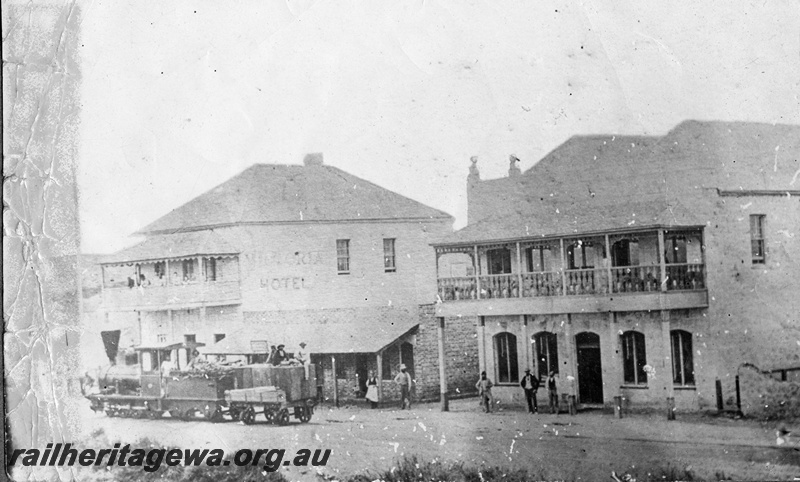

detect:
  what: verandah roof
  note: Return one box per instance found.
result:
[102,230,239,265]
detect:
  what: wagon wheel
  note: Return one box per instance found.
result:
[264,409,275,424]
[183,409,196,421]
[169,409,182,419]
[298,407,311,423]
[239,407,256,425]
[147,409,162,419]
[277,409,290,426]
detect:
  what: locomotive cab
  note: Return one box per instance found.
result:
[136,341,206,398]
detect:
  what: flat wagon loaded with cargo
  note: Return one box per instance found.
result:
[86,342,317,425]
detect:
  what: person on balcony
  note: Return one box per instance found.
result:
[520,368,540,414]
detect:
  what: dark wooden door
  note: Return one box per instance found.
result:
[576,332,603,404]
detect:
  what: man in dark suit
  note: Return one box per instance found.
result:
[520,368,540,413]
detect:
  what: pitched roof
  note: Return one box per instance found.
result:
[457,120,799,243]
[102,230,238,264]
[138,163,452,234]
[437,198,700,246]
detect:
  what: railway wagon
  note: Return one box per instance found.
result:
[86,342,316,424]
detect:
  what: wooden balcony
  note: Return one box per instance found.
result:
[102,280,241,310]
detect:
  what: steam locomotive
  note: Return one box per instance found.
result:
[86,342,317,425]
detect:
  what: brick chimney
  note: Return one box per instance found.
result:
[303,152,324,166]
[508,155,521,177]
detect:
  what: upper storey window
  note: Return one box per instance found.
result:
[337,239,350,274]
[750,215,766,264]
[383,238,396,273]
[486,248,511,275]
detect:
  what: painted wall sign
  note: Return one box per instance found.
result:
[260,277,308,290]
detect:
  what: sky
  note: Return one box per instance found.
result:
[78,0,800,254]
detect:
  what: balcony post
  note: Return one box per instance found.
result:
[477,316,486,373]
[521,315,530,373]
[165,259,170,285]
[559,238,567,296]
[376,350,383,407]
[197,256,203,282]
[516,242,523,298]
[604,234,613,294]
[474,245,480,299]
[699,229,706,286]
[437,317,449,411]
[658,229,667,292]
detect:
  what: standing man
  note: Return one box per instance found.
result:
[394,364,412,409]
[475,371,494,413]
[520,368,540,413]
[295,342,311,379]
[547,371,559,414]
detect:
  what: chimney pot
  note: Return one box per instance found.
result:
[303,153,324,166]
[508,155,521,177]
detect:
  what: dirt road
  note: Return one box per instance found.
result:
[78,399,800,480]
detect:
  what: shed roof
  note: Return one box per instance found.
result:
[199,320,418,356]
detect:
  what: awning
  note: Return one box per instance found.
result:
[135,341,206,352]
[102,230,239,265]
[199,320,419,356]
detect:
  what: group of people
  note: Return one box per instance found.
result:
[362,364,413,410]
[476,369,559,414]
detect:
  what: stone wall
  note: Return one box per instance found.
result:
[720,364,800,420]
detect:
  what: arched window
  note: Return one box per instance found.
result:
[494,332,519,384]
[533,332,559,379]
[671,330,695,386]
[621,331,647,385]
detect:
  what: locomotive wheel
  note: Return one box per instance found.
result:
[204,406,222,423]
[264,410,275,424]
[298,407,311,423]
[169,409,182,419]
[277,409,290,426]
[182,409,196,421]
[239,407,255,425]
[147,409,162,419]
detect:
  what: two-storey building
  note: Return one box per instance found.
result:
[433,121,799,413]
[97,153,466,403]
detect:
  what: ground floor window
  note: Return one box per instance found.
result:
[494,332,519,384]
[671,330,695,386]
[533,331,559,379]
[621,331,647,385]
[335,353,354,378]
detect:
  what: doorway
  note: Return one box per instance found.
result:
[355,354,371,396]
[575,332,603,404]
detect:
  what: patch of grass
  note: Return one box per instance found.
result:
[346,455,539,482]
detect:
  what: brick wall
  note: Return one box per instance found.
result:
[415,305,481,401]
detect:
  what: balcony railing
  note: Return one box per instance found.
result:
[565,268,607,295]
[437,264,705,303]
[478,274,518,299]
[521,271,561,297]
[103,280,241,309]
[665,264,705,291]
[611,265,660,293]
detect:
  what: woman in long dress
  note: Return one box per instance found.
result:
[365,370,379,408]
